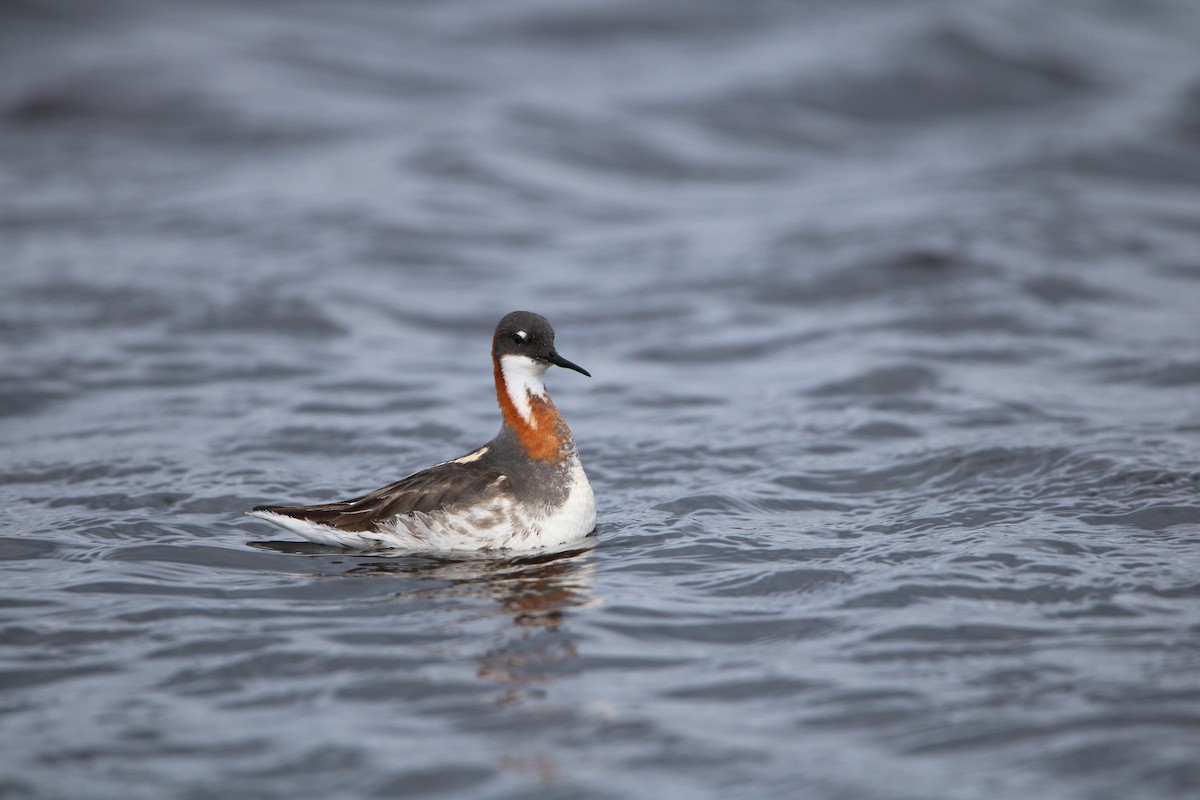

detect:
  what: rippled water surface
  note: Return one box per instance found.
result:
[3,1,1200,798]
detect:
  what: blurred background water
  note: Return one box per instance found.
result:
[2,0,1200,798]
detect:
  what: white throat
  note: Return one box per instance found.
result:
[500,354,550,426]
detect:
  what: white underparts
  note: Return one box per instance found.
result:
[250,460,596,553]
[499,354,549,426]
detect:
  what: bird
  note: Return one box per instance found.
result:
[249,311,596,553]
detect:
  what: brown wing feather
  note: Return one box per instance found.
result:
[253,460,506,533]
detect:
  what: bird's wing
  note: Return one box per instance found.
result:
[252,460,507,533]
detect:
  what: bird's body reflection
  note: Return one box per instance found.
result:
[250,537,602,784]
[251,537,598,681]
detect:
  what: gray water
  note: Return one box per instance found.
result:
[3,1,1200,798]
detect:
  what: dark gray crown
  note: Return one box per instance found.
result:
[492,311,590,377]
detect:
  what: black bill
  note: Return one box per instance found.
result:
[547,351,591,377]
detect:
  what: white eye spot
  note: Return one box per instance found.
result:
[517,331,528,341]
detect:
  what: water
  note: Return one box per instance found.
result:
[3,0,1200,797]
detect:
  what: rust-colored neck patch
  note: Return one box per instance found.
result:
[493,357,571,462]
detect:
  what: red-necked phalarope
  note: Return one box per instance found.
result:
[250,311,596,553]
